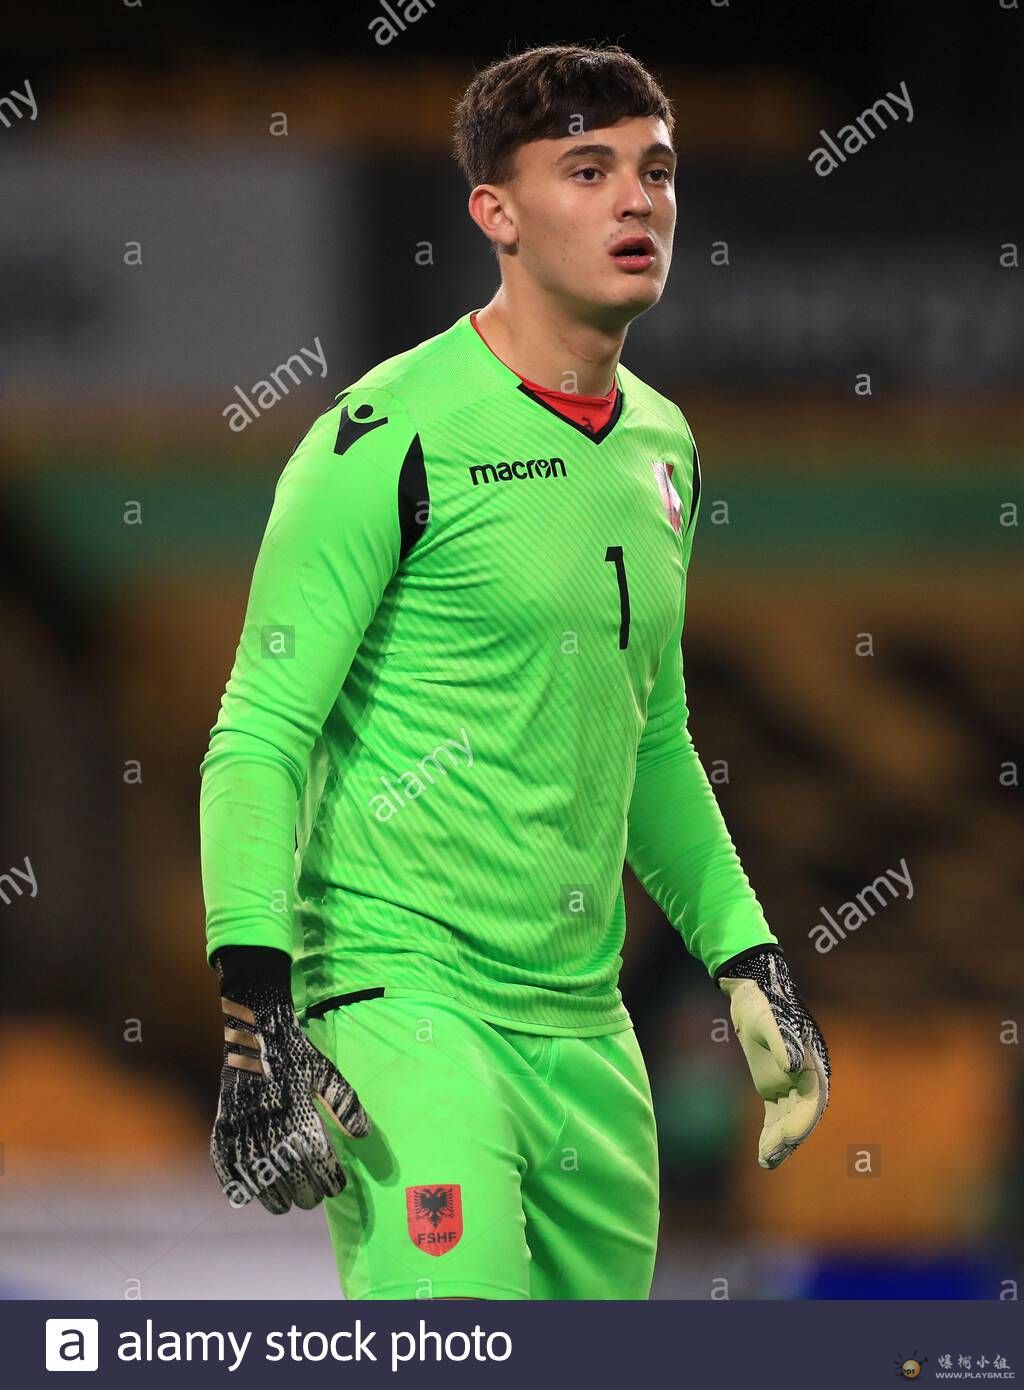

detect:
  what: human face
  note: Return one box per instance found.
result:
[499,115,676,326]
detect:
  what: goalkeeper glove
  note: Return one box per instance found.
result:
[209,945,371,1214]
[715,944,830,1170]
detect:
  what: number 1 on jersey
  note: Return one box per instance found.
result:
[604,545,630,649]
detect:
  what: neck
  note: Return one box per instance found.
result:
[475,284,626,397]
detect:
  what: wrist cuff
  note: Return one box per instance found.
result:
[211,945,292,997]
[713,942,783,982]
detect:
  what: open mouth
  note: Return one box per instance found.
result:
[610,237,656,267]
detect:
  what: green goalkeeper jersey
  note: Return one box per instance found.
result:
[200,308,778,1035]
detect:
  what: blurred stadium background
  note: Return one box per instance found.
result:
[1,2,1022,1300]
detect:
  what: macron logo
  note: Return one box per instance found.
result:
[469,456,566,486]
[334,399,389,457]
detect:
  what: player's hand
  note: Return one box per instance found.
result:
[209,946,371,1214]
[715,946,830,1170]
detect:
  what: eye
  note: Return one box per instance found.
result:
[571,166,673,185]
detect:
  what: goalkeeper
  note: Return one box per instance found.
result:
[200,42,830,1301]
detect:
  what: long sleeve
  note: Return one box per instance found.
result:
[625,454,778,977]
[199,387,420,961]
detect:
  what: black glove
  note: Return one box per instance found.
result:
[714,945,831,1169]
[210,945,371,1213]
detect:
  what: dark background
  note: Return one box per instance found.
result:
[1,0,1021,1301]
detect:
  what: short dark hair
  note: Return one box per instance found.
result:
[451,42,674,190]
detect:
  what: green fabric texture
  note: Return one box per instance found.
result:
[306,992,660,1299]
[199,308,777,1034]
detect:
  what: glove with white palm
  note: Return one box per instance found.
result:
[715,945,831,1170]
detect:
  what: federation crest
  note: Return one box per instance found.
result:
[406,1183,463,1256]
[651,460,683,533]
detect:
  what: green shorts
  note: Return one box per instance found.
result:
[303,993,660,1300]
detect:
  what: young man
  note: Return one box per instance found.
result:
[200,43,831,1301]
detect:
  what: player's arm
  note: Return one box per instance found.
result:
[625,422,830,1168]
[625,439,776,975]
[200,386,425,1211]
[201,386,422,961]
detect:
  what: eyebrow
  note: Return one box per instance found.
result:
[554,141,677,167]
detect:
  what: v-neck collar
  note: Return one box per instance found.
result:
[459,309,626,446]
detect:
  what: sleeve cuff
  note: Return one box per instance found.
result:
[712,941,783,982]
[210,944,292,996]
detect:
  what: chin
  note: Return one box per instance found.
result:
[612,281,663,316]
[566,275,662,325]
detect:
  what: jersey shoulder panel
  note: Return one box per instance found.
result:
[337,314,505,431]
[274,382,429,566]
[616,362,688,434]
